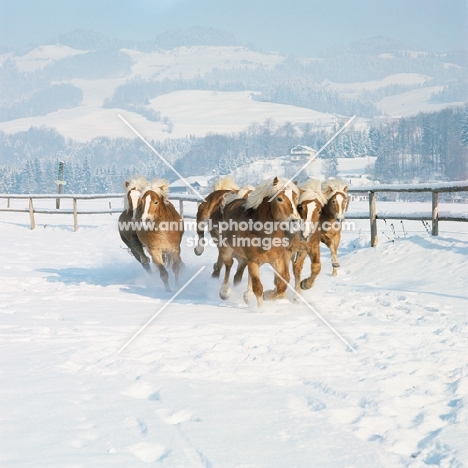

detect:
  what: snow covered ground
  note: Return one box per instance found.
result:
[1,200,468,467]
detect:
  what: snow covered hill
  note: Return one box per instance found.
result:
[1,205,467,467]
[0,38,465,141]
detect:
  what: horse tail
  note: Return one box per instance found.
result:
[212,176,239,191]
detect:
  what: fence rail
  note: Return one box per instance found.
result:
[0,193,200,231]
[1,182,467,245]
[347,181,468,246]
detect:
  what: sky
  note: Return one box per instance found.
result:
[0,0,466,55]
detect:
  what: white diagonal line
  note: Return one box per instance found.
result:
[267,265,357,353]
[268,115,356,202]
[117,266,206,354]
[118,114,206,202]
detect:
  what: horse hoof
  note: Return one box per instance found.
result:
[300,279,311,290]
[332,262,340,268]
[263,290,276,300]
[332,269,338,277]
[211,270,220,279]
[219,286,231,300]
[194,246,204,256]
[292,292,302,303]
[243,291,251,304]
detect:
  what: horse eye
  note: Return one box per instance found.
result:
[297,205,303,212]
[154,201,159,205]
[277,197,283,202]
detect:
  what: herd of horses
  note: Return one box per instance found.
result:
[118,175,349,307]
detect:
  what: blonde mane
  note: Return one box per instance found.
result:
[321,179,348,200]
[144,178,170,198]
[221,184,256,208]
[244,178,299,210]
[299,179,328,206]
[212,176,239,191]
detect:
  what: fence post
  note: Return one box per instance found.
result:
[432,191,439,236]
[73,198,78,232]
[28,197,35,230]
[7,197,10,209]
[369,191,378,246]
[179,199,184,217]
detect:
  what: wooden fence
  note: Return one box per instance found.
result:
[0,193,200,232]
[1,182,467,246]
[347,181,468,246]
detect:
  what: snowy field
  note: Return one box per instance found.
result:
[1,201,468,467]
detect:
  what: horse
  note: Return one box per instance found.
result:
[320,179,349,276]
[214,177,301,307]
[290,179,328,294]
[194,177,254,281]
[118,176,151,272]
[194,176,239,257]
[135,178,184,292]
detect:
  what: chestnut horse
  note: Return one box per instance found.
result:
[215,177,300,307]
[136,179,184,292]
[320,179,349,276]
[194,177,254,280]
[194,176,239,257]
[290,179,328,294]
[118,176,151,272]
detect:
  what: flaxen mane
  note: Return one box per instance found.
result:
[221,184,256,208]
[299,179,328,205]
[244,178,299,210]
[321,179,348,199]
[144,178,170,198]
[212,176,239,191]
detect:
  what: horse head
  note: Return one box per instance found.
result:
[297,180,328,241]
[124,176,147,221]
[265,177,301,233]
[139,179,170,223]
[322,180,349,223]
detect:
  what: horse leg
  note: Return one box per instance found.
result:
[301,243,321,290]
[211,252,224,278]
[246,262,263,308]
[219,248,234,300]
[233,256,247,286]
[194,224,205,256]
[171,250,183,286]
[264,257,289,301]
[292,250,307,294]
[243,273,254,304]
[150,250,171,292]
[330,231,342,277]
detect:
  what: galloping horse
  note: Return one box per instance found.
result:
[136,179,184,292]
[215,177,301,307]
[320,179,349,276]
[118,176,151,272]
[290,179,328,294]
[194,177,254,280]
[194,176,239,257]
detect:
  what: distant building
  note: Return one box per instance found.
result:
[289,145,317,161]
[169,175,216,194]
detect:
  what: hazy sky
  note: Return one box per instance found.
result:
[0,0,466,55]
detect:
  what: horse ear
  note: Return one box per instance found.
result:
[293,180,298,185]
[124,181,130,188]
[323,185,333,196]
[273,177,279,185]
[343,186,348,193]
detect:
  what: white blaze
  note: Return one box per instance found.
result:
[335,194,344,220]
[303,201,316,239]
[284,188,299,219]
[142,194,152,221]
[129,189,140,219]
